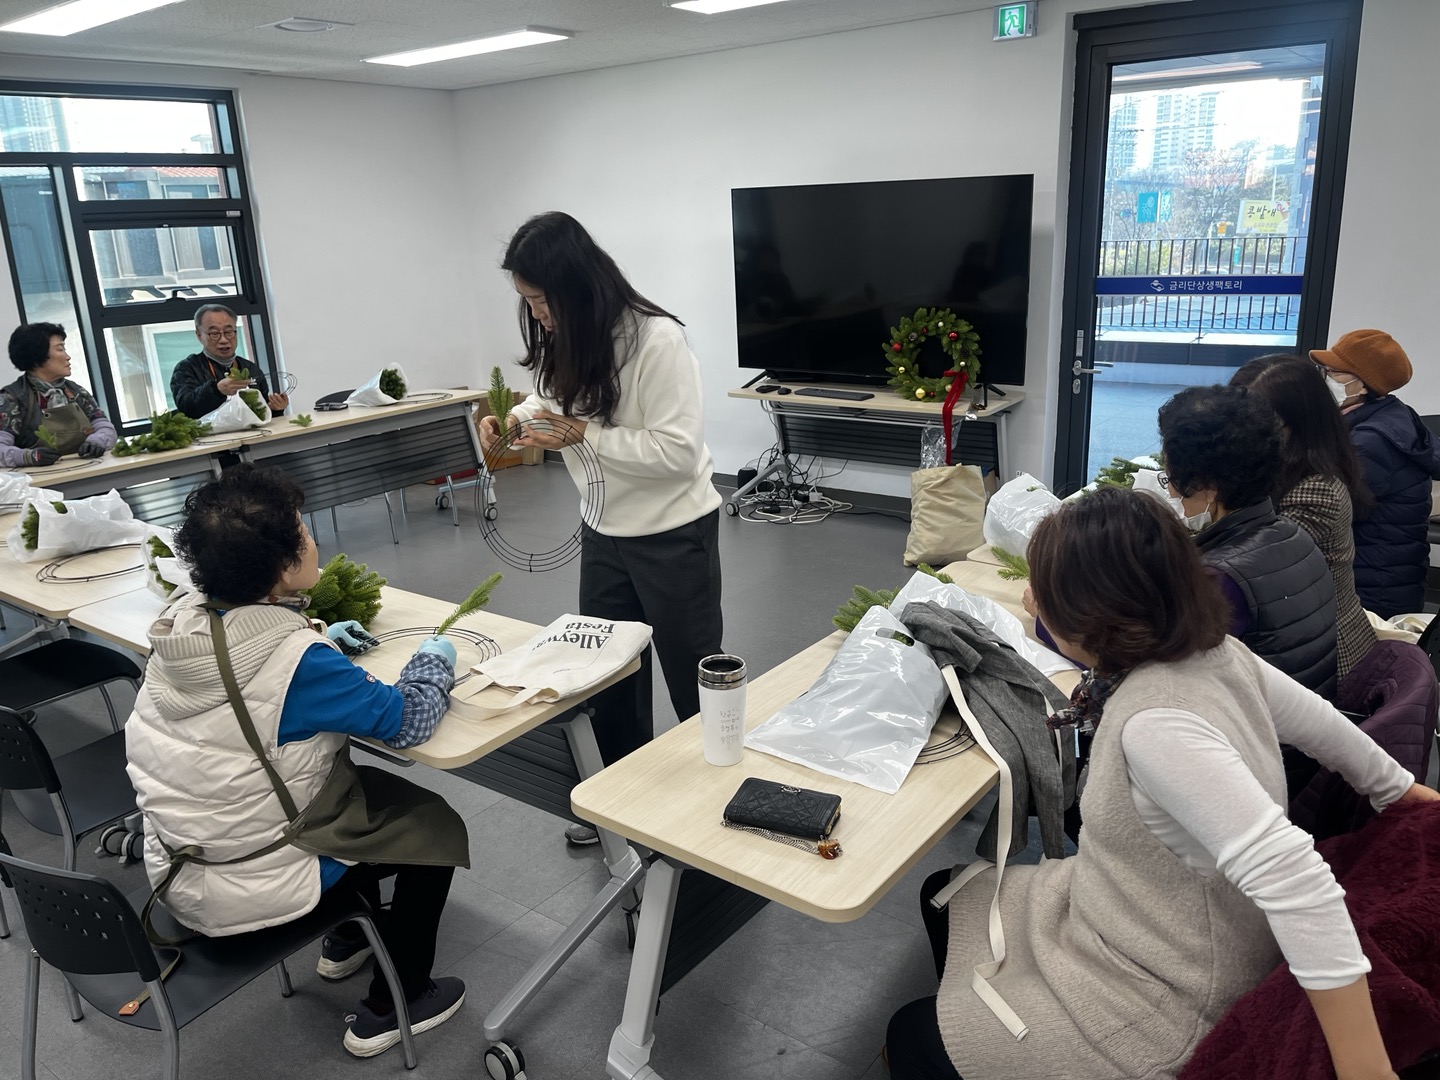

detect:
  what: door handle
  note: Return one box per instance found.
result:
[1073,360,1101,375]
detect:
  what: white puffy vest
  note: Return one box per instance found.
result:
[125,596,347,936]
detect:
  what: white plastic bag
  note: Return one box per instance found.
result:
[886,570,1072,678]
[200,390,269,433]
[744,605,947,794]
[982,473,1061,558]
[460,613,652,715]
[7,489,146,563]
[0,471,61,511]
[346,365,409,407]
[141,523,194,600]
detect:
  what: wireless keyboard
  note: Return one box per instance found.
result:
[794,387,874,401]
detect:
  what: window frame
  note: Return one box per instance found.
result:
[0,80,276,430]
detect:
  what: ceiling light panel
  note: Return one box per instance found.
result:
[667,0,795,13]
[365,28,572,67]
[0,0,187,36]
[266,17,352,33]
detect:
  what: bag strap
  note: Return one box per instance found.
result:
[930,665,1028,1041]
[204,604,301,821]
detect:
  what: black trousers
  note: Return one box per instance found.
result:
[578,510,723,765]
[886,868,964,1080]
[335,862,455,1009]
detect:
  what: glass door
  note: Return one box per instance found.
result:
[1053,1,1363,495]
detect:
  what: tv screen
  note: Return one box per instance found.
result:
[732,175,1033,387]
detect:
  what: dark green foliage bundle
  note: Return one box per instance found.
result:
[289,414,314,427]
[148,535,177,595]
[303,554,386,629]
[112,412,211,456]
[487,367,513,429]
[1092,457,1142,488]
[20,501,66,550]
[436,573,503,636]
[833,563,954,632]
[378,368,407,399]
[991,546,1030,581]
[239,388,267,422]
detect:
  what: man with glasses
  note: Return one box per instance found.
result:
[171,304,289,419]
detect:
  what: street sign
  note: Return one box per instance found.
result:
[1136,191,1158,224]
[1158,190,1173,223]
[994,2,1036,40]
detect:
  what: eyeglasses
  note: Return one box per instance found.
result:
[1157,471,1171,489]
[203,327,237,341]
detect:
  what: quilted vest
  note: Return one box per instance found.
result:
[1196,499,1338,699]
[125,594,346,936]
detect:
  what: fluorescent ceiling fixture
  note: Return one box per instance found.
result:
[667,0,794,12]
[1113,61,1262,84]
[0,0,186,36]
[365,27,571,67]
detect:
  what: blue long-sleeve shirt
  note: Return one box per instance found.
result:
[276,643,452,888]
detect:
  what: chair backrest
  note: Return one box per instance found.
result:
[0,851,161,981]
[0,705,61,794]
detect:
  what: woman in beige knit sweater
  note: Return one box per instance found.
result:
[1231,354,1378,679]
[885,487,1437,1080]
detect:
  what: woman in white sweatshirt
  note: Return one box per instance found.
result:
[479,213,723,816]
[886,485,1437,1080]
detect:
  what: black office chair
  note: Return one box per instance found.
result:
[0,852,420,1079]
[0,639,142,732]
[0,829,11,939]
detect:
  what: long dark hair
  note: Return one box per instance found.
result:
[501,212,680,426]
[1029,486,1229,675]
[1230,353,1373,516]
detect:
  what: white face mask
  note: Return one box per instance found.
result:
[1167,491,1212,532]
[1327,375,1353,405]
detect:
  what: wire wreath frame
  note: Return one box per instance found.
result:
[35,546,144,583]
[399,391,453,404]
[368,626,500,686]
[477,417,604,572]
[21,458,103,476]
[196,426,273,447]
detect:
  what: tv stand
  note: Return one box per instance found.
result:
[725,379,1025,515]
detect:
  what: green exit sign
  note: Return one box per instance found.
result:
[994,2,1036,40]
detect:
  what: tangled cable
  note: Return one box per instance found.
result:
[477,417,604,572]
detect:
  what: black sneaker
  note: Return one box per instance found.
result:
[317,922,374,981]
[343,977,466,1058]
[564,822,600,846]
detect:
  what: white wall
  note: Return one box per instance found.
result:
[452,3,1134,494]
[1330,0,1439,413]
[0,55,482,404]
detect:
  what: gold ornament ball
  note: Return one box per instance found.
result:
[944,381,952,391]
[897,366,906,373]
[915,387,926,400]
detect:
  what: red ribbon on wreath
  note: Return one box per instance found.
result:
[941,369,970,464]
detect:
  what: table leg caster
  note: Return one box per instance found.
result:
[484,505,498,522]
[435,493,451,511]
[484,1039,526,1080]
[724,501,738,517]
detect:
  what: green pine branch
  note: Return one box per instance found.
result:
[832,563,955,632]
[436,573,503,636]
[487,367,513,429]
[990,546,1030,581]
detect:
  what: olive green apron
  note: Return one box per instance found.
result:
[140,606,469,946]
[26,394,92,454]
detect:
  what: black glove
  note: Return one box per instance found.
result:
[77,438,106,459]
[24,447,61,466]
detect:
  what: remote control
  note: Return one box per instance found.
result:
[795,387,874,401]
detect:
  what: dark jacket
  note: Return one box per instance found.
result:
[1288,639,1437,841]
[170,352,273,420]
[1346,395,1440,618]
[1195,499,1338,698]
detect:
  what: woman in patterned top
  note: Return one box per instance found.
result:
[1231,355,1378,679]
[1,322,116,467]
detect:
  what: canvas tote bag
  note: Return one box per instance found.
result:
[458,614,652,716]
[904,463,987,566]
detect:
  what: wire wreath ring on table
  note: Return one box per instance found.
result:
[21,458,103,477]
[35,546,144,583]
[399,391,454,404]
[477,417,604,572]
[368,626,501,686]
[196,427,273,447]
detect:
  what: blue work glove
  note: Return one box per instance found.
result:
[77,438,107,459]
[416,635,457,667]
[325,619,379,655]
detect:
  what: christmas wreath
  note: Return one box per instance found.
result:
[883,307,981,401]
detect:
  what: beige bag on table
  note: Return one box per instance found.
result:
[904,463,987,566]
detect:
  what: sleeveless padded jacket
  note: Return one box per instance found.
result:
[1195,499,1338,699]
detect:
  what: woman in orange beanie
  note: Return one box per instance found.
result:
[1311,329,1440,618]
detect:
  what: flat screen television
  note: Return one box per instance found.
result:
[732,174,1034,387]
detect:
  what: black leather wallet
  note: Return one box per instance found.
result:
[722,778,842,841]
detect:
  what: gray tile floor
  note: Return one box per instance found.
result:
[0,463,999,1080]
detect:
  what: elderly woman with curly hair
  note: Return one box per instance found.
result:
[1157,384,1338,701]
